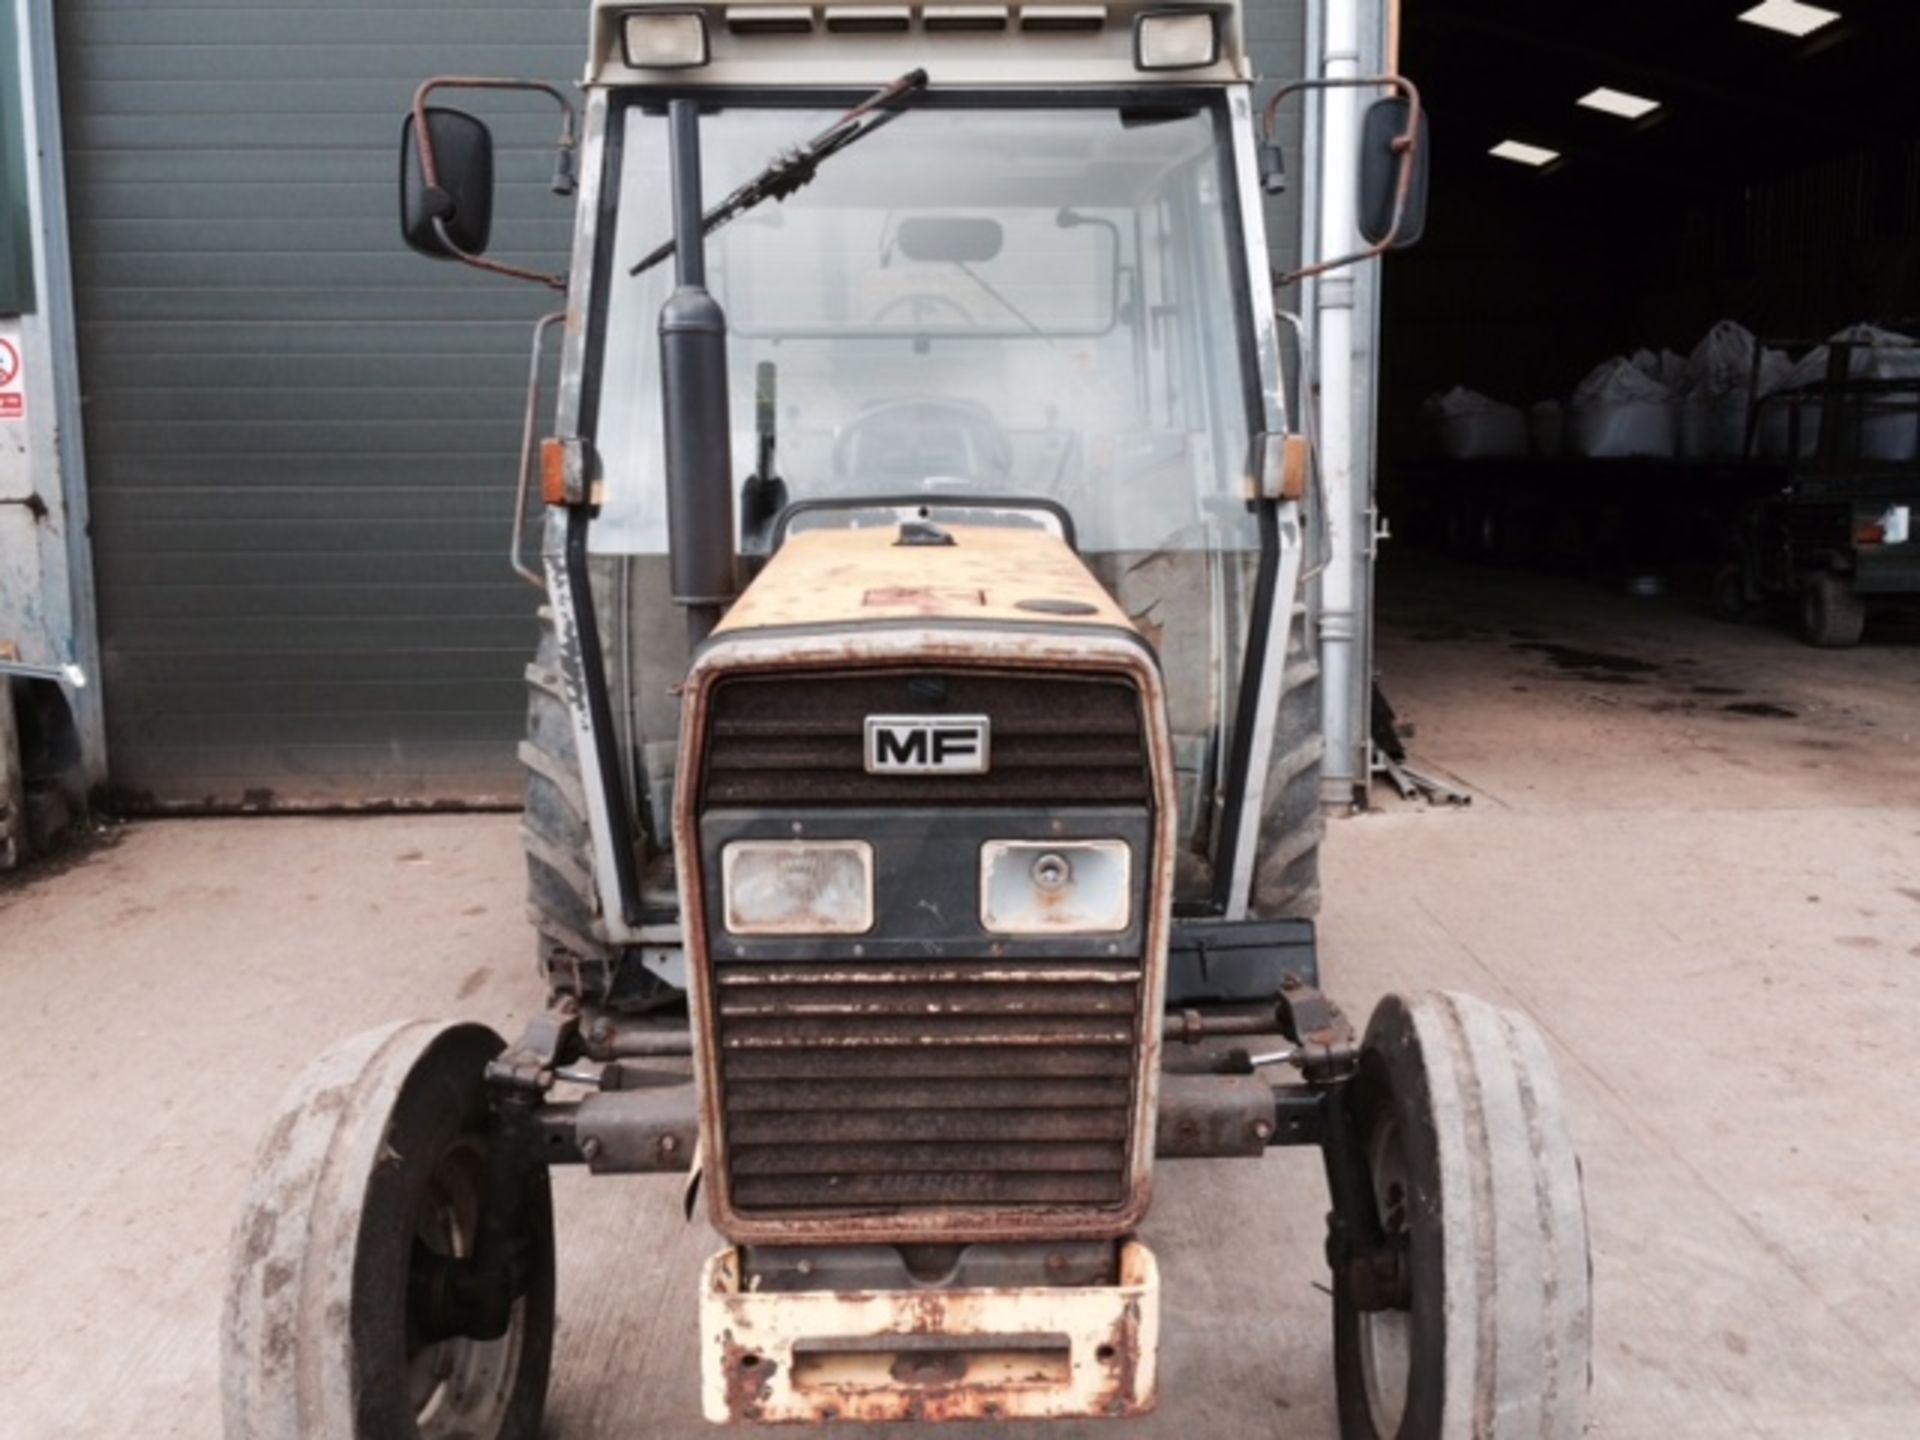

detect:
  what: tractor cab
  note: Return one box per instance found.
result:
[592,61,1283,917]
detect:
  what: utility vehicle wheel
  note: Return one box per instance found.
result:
[1332,992,1592,1440]
[223,1021,556,1440]
[1710,560,1754,622]
[1798,573,1865,648]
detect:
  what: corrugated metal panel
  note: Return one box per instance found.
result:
[58,0,586,808]
[1245,3,1308,279]
[58,0,1309,809]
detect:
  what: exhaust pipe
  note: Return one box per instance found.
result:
[659,99,737,646]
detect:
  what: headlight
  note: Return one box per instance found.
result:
[622,10,710,68]
[1135,10,1220,71]
[722,840,874,936]
[980,840,1131,935]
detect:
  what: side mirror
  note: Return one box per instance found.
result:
[1357,97,1430,249]
[400,108,495,259]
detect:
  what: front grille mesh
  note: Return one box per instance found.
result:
[716,958,1142,1211]
[700,666,1154,1222]
[701,671,1150,808]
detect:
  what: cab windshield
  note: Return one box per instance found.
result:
[592,96,1266,901]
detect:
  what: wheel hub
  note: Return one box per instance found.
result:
[405,1142,526,1437]
[1357,1114,1414,1438]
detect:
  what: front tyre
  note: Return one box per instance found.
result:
[222,1021,556,1440]
[1333,992,1592,1440]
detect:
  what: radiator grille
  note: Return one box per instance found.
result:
[701,671,1150,807]
[716,959,1142,1212]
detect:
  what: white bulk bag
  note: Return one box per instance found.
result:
[1760,343,1829,459]
[1765,325,1920,462]
[1429,386,1529,460]
[1677,323,1789,460]
[1570,359,1678,459]
[1839,325,1920,462]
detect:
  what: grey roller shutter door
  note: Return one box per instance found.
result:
[58,1,585,808]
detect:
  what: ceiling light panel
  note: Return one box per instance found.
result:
[1578,86,1661,120]
[1490,140,1561,168]
[1737,1,1841,38]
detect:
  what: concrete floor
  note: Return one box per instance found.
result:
[1,556,1917,1439]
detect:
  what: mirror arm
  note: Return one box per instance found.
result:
[411,75,578,292]
[1263,74,1424,289]
[511,311,569,590]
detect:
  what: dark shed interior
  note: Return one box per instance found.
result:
[1364,0,1920,782]
[1386,0,1920,460]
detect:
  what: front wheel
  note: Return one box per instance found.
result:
[1332,992,1592,1439]
[222,1021,556,1440]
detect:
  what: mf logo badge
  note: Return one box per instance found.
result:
[864,715,991,775]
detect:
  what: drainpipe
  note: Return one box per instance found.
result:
[1314,0,1363,808]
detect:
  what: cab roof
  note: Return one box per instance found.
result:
[588,0,1250,88]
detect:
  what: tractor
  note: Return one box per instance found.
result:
[222,3,1592,1435]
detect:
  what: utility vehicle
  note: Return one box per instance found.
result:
[223,4,1592,1435]
[1717,334,1920,647]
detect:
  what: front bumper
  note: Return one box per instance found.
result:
[700,1240,1160,1424]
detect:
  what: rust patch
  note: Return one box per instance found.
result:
[863,585,988,611]
[721,1335,778,1422]
[1105,1295,1143,1414]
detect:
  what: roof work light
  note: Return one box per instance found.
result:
[1135,9,1220,70]
[622,9,711,68]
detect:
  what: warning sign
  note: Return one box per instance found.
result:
[0,337,22,421]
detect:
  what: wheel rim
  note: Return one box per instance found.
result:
[1358,1113,1413,1437]
[406,1139,526,1438]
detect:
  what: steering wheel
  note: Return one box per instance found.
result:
[832,397,1014,488]
[870,292,978,328]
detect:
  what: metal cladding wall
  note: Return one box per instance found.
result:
[1246,1,1309,282]
[56,0,1309,811]
[57,1,585,809]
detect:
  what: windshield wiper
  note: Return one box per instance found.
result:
[628,69,929,279]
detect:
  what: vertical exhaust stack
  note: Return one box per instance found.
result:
[659,99,737,645]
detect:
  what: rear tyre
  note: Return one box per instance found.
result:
[521,606,678,1011]
[1252,604,1325,918]
[522,605,621,998]
[1332,992,1592,1440]
[1798,573,1865,648]
[223,1021,556,1440]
